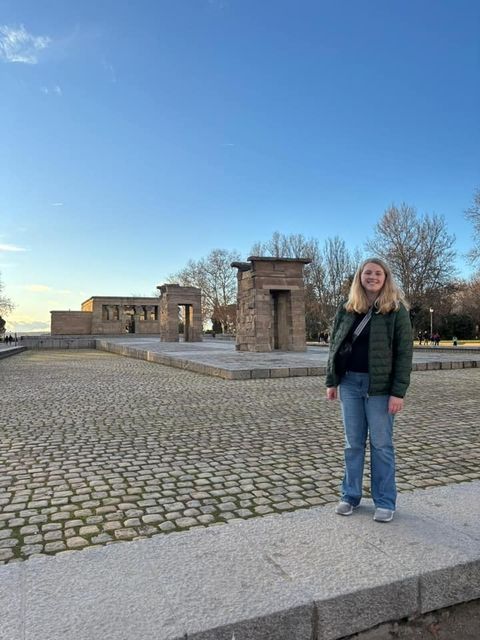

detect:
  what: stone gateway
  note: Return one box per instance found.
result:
[231,256,311,352]
[157,284,203,342]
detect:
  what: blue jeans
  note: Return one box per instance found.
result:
[339,371,396,510]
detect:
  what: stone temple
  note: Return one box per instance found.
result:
[51,285,202,342]
[51,297,161,335]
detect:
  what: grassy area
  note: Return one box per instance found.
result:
[414,340,480,347]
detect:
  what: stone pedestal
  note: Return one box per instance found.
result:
[231,257,311,352]
[157,284,203,342]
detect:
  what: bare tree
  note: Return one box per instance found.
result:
[0,273,14,315]
[250,232,284,257]
[322,237,360,308]
[366,203,456,308]
[465,189,480,266]
[451,275,480,334]
[168,249,240,333]
[251,231,317,260]
[0,272,14,337]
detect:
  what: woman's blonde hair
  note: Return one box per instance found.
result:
[345,257,409,314]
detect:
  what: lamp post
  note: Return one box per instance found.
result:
[429,308,434,340]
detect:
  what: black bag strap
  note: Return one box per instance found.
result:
[351,307,373,344]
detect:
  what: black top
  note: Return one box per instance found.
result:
[346,313,370,373]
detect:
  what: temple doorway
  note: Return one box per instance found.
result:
[271,290,291,350]
[124,306,136,333]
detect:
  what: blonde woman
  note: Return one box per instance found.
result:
[326,258,413,522]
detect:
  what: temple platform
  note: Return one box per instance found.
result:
[96,337,480,379]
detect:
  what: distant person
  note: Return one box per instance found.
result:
[326,258,413,523]
[433,332,440,346]
[417,330,423,345]
[423,330,429,345]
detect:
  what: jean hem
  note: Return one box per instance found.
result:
[341,498,361,507]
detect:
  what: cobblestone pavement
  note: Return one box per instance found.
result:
[1,350,479,564]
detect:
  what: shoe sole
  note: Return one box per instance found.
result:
[335,505,359,516]
[373,514,394,522]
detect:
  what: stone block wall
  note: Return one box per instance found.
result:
[52,297,162,335]
[135,320,161,335]
[50,311,92,335]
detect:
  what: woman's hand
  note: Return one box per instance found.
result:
[388,396,404,414]
[326,387,338,400]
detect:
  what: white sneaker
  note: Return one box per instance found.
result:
[335,501,355,516]
[373,508,394,522]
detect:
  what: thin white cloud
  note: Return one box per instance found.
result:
[51,202,64,206]
[0,243,27,252]
[0,24,51,64]
[41,85,62,96]
[24,284,52,292]
[5,316,50,333]
[23,284,72,295]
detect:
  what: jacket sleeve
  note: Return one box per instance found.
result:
[390,304,413,398]
[325,305,343,388]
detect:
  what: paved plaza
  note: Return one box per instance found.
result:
[0,349,479,564]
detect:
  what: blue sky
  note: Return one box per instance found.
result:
[1,0,479,332]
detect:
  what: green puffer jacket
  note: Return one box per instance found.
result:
[325,302,413,397]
